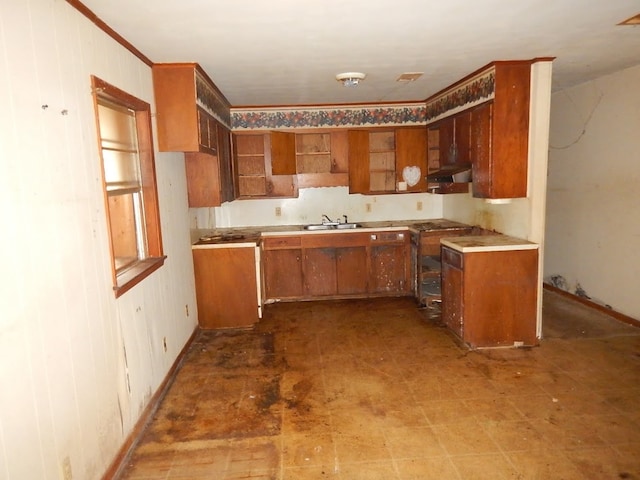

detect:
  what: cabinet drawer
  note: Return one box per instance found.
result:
[369,231,407,244]
[420,235,444,256]
[262,236,301,249]
[442,247,463,269]
[302,232,369,248]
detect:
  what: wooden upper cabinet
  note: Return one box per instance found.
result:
[471,62,531,199]
[232,132,298,198]
[426,60,533,198]
[426,113,471,194]
[152,63,230,155]
[348,127,428,194]
[184,124,234,207]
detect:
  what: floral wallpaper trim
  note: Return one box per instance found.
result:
[196,72,231,127]
[231,103,426,130]
[425,67,495,122]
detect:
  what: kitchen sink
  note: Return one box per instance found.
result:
[303,224,334,231]
[303,223,362,231]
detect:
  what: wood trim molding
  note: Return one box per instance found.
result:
[543,283,640,328]
[65,0,153,67]
[100,327,200,480]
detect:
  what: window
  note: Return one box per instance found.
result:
[91,76,165,297]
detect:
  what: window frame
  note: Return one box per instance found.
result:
[91,76,165,297]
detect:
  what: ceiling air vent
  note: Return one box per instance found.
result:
[396,72,423,82]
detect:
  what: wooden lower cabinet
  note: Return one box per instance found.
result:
[262,237,303,299]
[303,248,337,297]
[417,228,473,305]
[262,230,409,302]
[369,231,411,295]
[192,245,261,329]
[336,247,368,295]
[441,246,539,348]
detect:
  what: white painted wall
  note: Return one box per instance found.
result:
[0,1,197,479]
[191,186,444,229]
[545,64,640,319]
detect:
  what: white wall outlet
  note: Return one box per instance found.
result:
[366,203,371,213]
[417,201,423,211]
[185,304,189,317]
[275,206,282,217]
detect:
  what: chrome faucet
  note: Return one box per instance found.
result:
[321,214,333,224]
[342,214,348,224]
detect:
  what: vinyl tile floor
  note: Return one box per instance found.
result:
[119,291,640,479]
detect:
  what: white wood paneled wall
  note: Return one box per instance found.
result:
[0,1,197,479]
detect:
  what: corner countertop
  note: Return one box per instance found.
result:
[191,218,473,247]
[441,234,538,253]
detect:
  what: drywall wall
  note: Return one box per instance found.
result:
[0,1,197,479]
[190,186,443,229]
[545,63,640,319]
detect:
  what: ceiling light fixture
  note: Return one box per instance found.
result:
[336,72,366,87]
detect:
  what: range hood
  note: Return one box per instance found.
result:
[426,164,472,183]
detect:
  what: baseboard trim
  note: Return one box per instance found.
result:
[543,283,640,328]
[101,326,200,480]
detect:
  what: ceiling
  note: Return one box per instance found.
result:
[79,0,640,107]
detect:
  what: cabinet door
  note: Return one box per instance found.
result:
[192,247,259,329]
[330,130,349,173]
[370,243,408,294]
[395,127,428,192]
[441,248,464,339]
[454,110,471,164]
[336,247,368,295]
[470,102,493,198]
[438,118,455,165]
[197,108,217,154]
[303,248,337,297]
[185,152,222,207]
[463,249,538,347]
[234,134,268,197]
[217,124,234,203]
[263,248,303,299]
[348,130,370,193]
[184,121,234,207]
[153,64,199,152]
[270,131,296,175]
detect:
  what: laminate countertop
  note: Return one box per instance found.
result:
[192,218,474,247]
[441,234,538,253]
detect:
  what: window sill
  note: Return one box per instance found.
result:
[113,256,167,298]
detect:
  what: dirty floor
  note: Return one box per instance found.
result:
[119,291,640,479]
